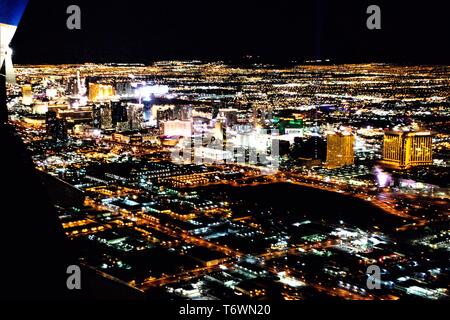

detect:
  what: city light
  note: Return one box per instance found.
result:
[1,1,449,304]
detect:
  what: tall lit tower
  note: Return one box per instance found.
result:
[127,103,144,131]
[325,132,355,169]
[21,83,32,105]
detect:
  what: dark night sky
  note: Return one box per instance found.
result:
[10,0,450,64]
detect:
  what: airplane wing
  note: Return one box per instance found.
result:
[0,0,29,83]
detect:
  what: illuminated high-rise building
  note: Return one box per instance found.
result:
[92,102,113,129]
[88,83,115,102]
[67,71,83,96]
[21,84,33,105]
[252,104,273,127]
[76,70,82,95]
[115,81,134,96]
[382,131,433,169]
[127,103,144,131]
[88,83,99,101]
[111,100,128,126]
[45,111,58,136]
[101,103,113,130]
[46,111,67,142]
[325,132,355,169]
[67,78,79,96]
[214,120,225,141]
[92,102,113,130]
[174,105,192,121]
[156,105,175,125]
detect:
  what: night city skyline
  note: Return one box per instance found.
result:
[1,0,449,312]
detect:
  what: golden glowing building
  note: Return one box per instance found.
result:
[382,131,433,169]
[325,132,355,169]
[88,83,115,102]
[22,84,33,105]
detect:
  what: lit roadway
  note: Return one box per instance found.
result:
[135,213,240,257]
[138,265,224,290]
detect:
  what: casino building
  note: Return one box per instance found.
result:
[382,131,433,169]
